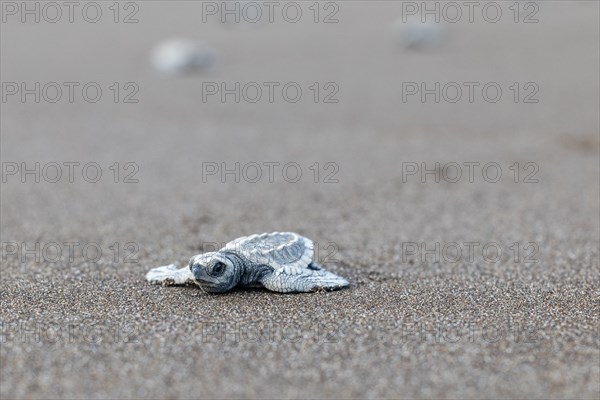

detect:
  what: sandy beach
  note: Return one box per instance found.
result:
[1,2,599,398]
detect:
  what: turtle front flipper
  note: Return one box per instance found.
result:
[145,264,195,286]
[261,263,349,293]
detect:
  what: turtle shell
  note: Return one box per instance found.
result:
[223,232,314,270]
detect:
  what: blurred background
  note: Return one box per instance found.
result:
[1,1,599,399]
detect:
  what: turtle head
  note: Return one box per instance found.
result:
[189,251,241,293]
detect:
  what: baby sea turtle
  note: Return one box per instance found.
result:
[151,38,215,74]
[145,232,349,293]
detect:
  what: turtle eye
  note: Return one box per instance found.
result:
[210,261,226,277]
